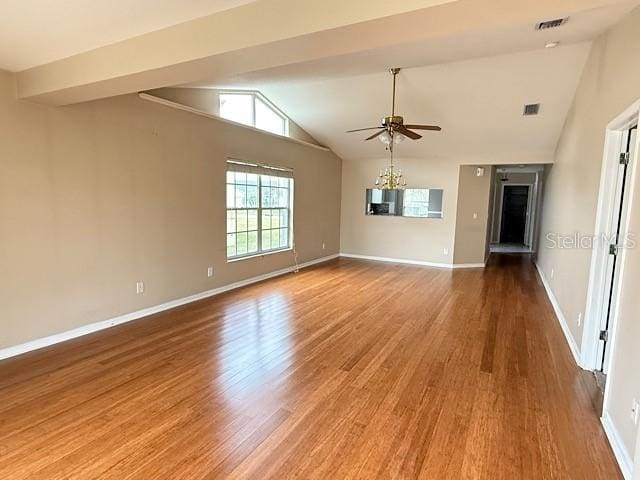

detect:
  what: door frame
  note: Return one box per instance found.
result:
[496,182,534,246]
[582,100,640,374]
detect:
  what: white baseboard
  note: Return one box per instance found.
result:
[534,262,583,368]
[339,253,485,270]
[601,412,634,480]
[451,262,486,269]
[0,254,339,362]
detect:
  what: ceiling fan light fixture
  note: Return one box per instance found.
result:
[393,132,406,144]
[378,130,392,145]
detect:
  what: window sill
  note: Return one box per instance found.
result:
[227,247,293,263]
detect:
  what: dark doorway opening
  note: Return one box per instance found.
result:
[500,185,530,244]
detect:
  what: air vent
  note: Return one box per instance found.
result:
[536,18,568,30]
[523,104,540,116]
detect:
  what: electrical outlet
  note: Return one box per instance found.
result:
[322,242,326,250]
[207,266,214,278]
[136,281,144,295]
[550,268,555,279]
[632,399,639,425]
[443,248,449,256]
[473,212,478,220]
[577,312,582,327]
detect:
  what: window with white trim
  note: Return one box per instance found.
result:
[226,162,293,260]
[219,92,289,136]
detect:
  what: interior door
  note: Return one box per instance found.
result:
[597,125,637,373]
[500,185,530,244]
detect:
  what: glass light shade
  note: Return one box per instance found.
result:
[393,133,406,144]
[378,130,392,145]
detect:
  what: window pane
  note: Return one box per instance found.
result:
[248,210,258,231]
[279,210,288,229]
[236,210,248,232]
[255,98,285,135]
[236,232,248,255]
[261,184,271,208]
[235,185,247,208]
[262,229,271,250]
[226,184,235,208]
[261,175,273,187]
[262,209,271,229]
[271,209,280,229]
[271,228,280,247]
[227,210,236,233]
[227,233,236,257]
[247,231,258,253]
[226,171,235,183]
[275,188,288,207]
[279,177,289,188]
[247,173,258,185]
[280,228,288,247]
[247,186,258,208]
[234,172,247,185]
[219,94,253,126]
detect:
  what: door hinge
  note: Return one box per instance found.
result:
[609,244,619,256]
[599,330,609,342]
[620,152,630,165]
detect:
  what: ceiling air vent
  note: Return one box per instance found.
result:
[536,18,568,30]
[523,104,540,116]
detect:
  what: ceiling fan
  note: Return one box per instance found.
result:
[346,67,441,144]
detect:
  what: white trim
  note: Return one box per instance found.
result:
[0,254,339,362]
[138,93,329,152]
[534,262,584,368]
[451,262,486,269]
[582,99,640,371]
[601,411,634,480]
[339,253,485,269]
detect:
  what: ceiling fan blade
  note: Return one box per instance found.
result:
[365,129,387,141]
[396,127,422,140]
[403,125,442,131]
[346,127,383,133]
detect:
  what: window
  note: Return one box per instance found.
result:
[219,92,289,136]
[226,165,293,260]
[401,188,444,218]
[402,189,430,217]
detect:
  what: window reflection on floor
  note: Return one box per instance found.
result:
[215,292,293,406]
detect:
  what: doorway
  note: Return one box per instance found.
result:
[500,185,530,244]
[596,125,636,375]
[582,102,640,420]
[489,165,544,254]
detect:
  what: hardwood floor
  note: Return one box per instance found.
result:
[0,255,622,479]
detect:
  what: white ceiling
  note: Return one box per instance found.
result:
[190,1,638,162]
[246,44,591,162]
[0,0,258,71]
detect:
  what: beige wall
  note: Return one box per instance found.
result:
[146,87,322,147]
[453,166,492,265]
[0,69,342,350]
[536,8,640,460]
[340,157,459,264]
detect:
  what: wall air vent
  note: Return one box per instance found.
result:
[523,104,540,116]
[536,18,568,30]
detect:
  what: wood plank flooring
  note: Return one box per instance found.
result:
[0,255,622,479]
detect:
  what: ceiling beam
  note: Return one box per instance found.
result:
[15,0,630,105]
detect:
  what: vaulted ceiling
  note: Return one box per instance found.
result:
[2,0,639,163]
[224,45,591,162]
